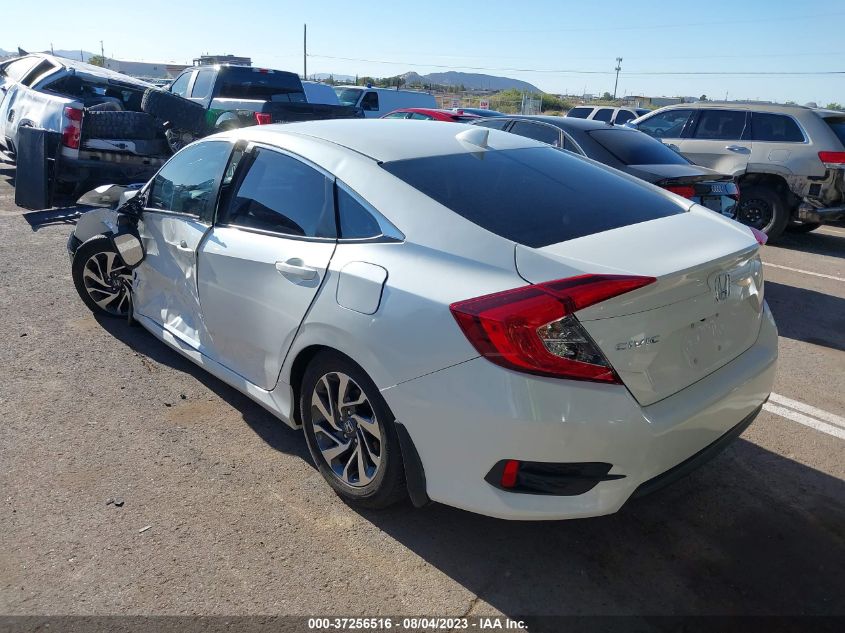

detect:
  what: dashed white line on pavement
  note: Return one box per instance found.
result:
[764,393,845,440]
[762,263,845,283]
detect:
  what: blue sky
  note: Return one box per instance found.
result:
[4,0,843,105]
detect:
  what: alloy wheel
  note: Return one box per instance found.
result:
[82,250,132,316]
[310,372,382,487]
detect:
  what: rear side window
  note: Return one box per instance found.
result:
[148,141,233,218]
[567,107,592,119]
[337,187,382,239]
[361,92,379,111]
[222,148,334,238]
[693,110,747,140]
[613,110,636,126]
[593,108,614,123]
[381,147,683,248]
[190,71,214,99]
[823,117,845,146]
[750,113,804,142]
[509,121,561,147]
[21,60,56,86]
[588,129,689,165]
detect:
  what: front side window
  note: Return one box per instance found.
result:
[509,121,561,147]
[383,111,409,119]
[692,109,747,140]
[335,87,362,106]
[169,72,192,97]
[221,148,334,238]
[381,147,683,248]
[361,91,379,111]
[750,113,804,142]
[592,108,614,123]
[409,112,432,120]
[636,109,693,139]
[147,141,233,218]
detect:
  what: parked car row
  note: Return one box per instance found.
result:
[66,118,775,520]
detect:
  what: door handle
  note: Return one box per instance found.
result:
[275,260,317,281]
[725,145,749,153]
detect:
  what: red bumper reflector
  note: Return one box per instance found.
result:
[501,460,520,488]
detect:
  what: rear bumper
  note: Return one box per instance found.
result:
[383,303,777,520]
[797,202,845,224]
[58,154,163,185]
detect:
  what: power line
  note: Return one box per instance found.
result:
[308,54,845,77]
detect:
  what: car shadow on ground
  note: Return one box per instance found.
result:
[765,281,845,352]
[95,317,845,621]
[772,230,844,260]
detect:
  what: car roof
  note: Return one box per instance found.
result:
[490,115,616,131]
[222,118,543,162]
[652,101,828,114]
[21,53,155,87]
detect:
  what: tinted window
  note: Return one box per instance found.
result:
[567,107,592,119]
[509,121,561,147]
[637,109,692,139]
[474,118,511,131]
[21,60,56,86]
[562,135,582,154]
[337,187,381,239]
[1,57,39,82]
[636,109,650,117]
[613,110,636,125]
[588,129,689,165]
[382,111,408,119]
[824,117,845,146]
[693,110,747,140]
[148,141,232,217]
[217,68,306,102]
[381,147,682,248]
[169,72,191,97]
[410,112,432,120]
[593,108,614,123]
[223,148,334,238]
[361,91,379,111]
[190,71,214,99]
[751,113,804,142]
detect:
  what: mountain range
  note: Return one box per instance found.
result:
[315,70,542,93]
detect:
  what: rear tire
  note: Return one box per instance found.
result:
[82,111,158,141]
[300,351,407,509]
[736,185,789,241]
[786,220,822,234]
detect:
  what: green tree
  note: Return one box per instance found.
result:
[602,91,612,101]
[699,94,708,101]
[357,76,375,87]
[826,102,844,111]
[88,54,106,67]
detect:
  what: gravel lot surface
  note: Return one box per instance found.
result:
[0,155,842,626]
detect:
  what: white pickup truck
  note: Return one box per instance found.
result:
[0,53,169,203]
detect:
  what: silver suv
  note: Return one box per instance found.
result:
[629,102,845,238]
[567,106,651,126]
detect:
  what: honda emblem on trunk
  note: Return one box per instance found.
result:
[714,272,731,302]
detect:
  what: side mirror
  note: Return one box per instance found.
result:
[112,232,145,268]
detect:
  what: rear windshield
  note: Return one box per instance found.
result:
[588,129,689,165]
[380,147,683,248]
[216,68,305,102]
[824,117,845,146]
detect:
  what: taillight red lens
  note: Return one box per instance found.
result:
[818,151,845,165]
[501,460,520,488]
[449,274,656,383]
[750,226,768,245]
[62,106,83,149]
[662,184,696,199]
[254,112,272,125]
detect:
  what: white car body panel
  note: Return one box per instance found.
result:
[70,120,777,519]
[333,87,437,118]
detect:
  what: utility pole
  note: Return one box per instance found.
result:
[613,57,623,100]
[303,24,307,79]
[50,42,54,55]
[100,40,105,60]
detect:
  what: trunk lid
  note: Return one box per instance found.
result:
[626,163,732,184]
[515,211,764,406]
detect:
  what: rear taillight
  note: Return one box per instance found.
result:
[818,151,845,167]
[62,106,83,149]
[750,226,768,245]
[254,112,272,125]
[449,274,656,383]
[662,184,696,199]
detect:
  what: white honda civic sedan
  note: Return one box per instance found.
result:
[67,119,777,520]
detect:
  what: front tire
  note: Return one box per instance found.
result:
[71,235,132,318]
[736,185,789,240]
[300,351,406,509]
